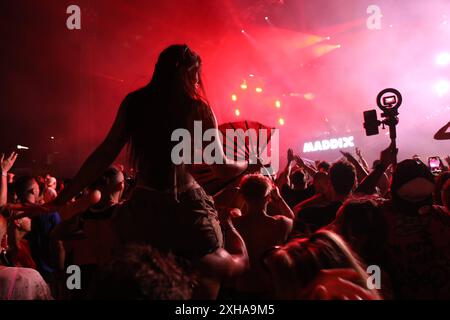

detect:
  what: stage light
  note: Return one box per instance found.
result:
[304,93,315,100]
[265,16,269,21]
[235,109,241,116]
[249,74,254,78]
[241,81,247,90]
[326,36,331,40]
[241,29,245,34]
[436,52,450,66]
[278,118,285,126]
[337,44,342,48]
[435,80,450,97]
[255,87,263,93]
[231,94,237,101]
[275,100,281,108]
[51,136,55,140]
[17,145,29,150]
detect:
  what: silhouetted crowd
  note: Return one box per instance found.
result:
[1,44,450,301]
[1,144,449,300]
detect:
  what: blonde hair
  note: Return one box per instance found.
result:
[279,230,371,291]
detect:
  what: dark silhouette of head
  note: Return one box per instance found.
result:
[90,167,125,196]
[390,159,435,211]
[317,161,331,173]
[14,176,39,204]
[149,44,206,102]
[239,174,273,204]
[290,170,306,189]
[329,161,356,197]
[127,45,211,177]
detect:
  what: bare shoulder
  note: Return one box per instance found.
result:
[269,215,294,234]
[271,215,293,225]
[263,246,292,271]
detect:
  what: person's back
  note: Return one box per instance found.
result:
[381,201,450,299]
[233,214,291,297]
[111,46,225,258]
[123,86,207,191]
[0,266,53,300]
[381,159,450,299]
[232,174,293,297]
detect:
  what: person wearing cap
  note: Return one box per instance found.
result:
[380,159,450,299]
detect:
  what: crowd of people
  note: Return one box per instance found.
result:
[1,45,449,300]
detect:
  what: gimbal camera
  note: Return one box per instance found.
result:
[363,88,402,164]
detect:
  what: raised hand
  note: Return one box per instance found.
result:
[270,185,282,202]
[294,155,305,167]
[1,152,18,174]
[287,148,294,164]
[340,151,358,165]
[445,155,450,167]
[355,147,362,158]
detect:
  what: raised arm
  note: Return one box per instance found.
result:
[270,186,294,219]
[275,149,295,189]
[294,155,318,179]
[54,99,129,206]
[356,147,370,172]
[340,151,368,183]
[1,152,18,207]
[198,212,248,280]
[356,142,397,195]
[434,121,450,140]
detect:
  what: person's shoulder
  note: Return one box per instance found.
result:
[272,215,292,225]
[5,267,53,300]
[0,266,44,283]
[120,87,150,110]
[271,215,294,234]
[125,87,148,100]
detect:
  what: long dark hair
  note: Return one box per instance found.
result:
[125,45,212,184]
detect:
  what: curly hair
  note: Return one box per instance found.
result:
[89,244,194,300]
